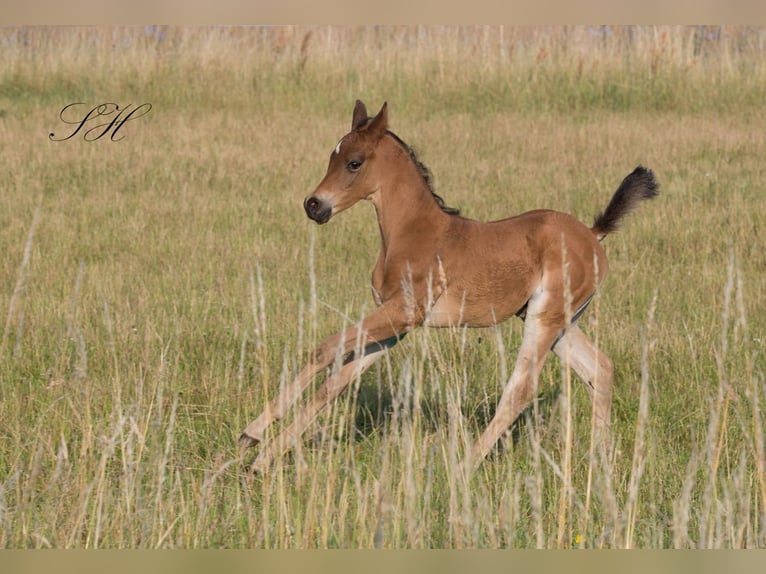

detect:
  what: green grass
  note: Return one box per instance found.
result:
[0,25,765,548]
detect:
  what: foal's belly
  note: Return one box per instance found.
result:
[423,290,527,328]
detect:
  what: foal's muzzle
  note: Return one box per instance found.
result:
[304,196,332,224]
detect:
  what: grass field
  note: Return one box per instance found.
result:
[0,25,765,548]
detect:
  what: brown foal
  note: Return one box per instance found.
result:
[240,100,658,473]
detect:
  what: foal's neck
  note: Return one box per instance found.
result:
[369,138,450,251]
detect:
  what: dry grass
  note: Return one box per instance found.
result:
[0,25,764,548]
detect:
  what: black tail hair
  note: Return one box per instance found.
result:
[592,166,659,241]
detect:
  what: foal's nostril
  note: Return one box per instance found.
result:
[304,196,331,223]
[305,196,321,214]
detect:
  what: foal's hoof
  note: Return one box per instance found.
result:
[249,458,269,475]
[238,432,260,450]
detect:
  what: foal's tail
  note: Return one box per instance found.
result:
[592,166,659,241]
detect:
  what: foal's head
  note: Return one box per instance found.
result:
[304,100,391,224]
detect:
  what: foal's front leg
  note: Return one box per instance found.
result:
[239,300,413,471]
[249,348,386,473]
[238,330,345,449]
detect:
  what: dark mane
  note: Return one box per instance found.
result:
[385,129,461,216]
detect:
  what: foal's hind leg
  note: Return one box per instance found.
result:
[552,323,614,435]
[468,296,563,470]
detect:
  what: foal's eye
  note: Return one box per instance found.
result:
[347,160,362,172]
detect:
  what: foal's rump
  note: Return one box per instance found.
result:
[527,210,608,330]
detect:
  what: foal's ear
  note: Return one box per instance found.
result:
[352,100,368,130]
[366,102,388,140]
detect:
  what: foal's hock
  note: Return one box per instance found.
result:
[240,100,658,473]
